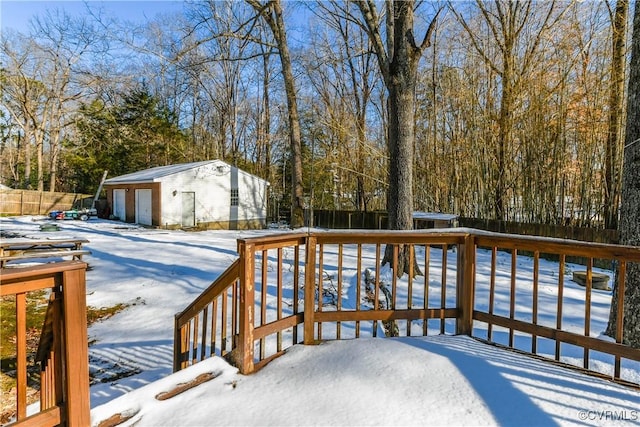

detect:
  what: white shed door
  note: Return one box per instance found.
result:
[113,189,126,222]
[135,189,153,225]
[181,192,195,227]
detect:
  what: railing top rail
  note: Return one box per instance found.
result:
[310,230,468,245]
[238,229,471,245]
[237,232,309,250]
[237,228,639,259]
[1,260,87,287]
[175,258,241,325]
[472,230,640,261]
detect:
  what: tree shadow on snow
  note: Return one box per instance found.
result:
[397,335,633,427]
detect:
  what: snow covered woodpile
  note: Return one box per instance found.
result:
[103,160,269,229]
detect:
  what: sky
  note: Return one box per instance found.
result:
[1,215,639,426]
[0,0,313,53]
[0,1,185,34]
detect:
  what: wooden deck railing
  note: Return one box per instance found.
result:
[173,229,640,387]
[0,261,90,426]
[471,232,640,385]
[174,234,308,373]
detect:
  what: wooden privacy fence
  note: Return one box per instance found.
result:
[174,229,640,388]
[460,217,619,244]
[1,261,90,426]
[0,189,92,216]
[306,209,619,244]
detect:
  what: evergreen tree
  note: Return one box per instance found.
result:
[61,89,187,193]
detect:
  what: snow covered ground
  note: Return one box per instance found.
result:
[1,216,638,426]
[89,335,640,427]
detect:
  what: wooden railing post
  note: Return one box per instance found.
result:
[237,241,255,374]
[304,235,317,344]
[173,314,184,372]
[16,291,27,419]
[61,266,91,427]
[456,234,476,335]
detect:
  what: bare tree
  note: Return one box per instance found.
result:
[305,1,382,213]
[606,0,640,348]
[255,28,274,183]
[0,96,23,186]
[450,0,567,220]
[1,34,45,189]
[354,0,440,275]
[604,0,628,230]
[2,0,629,234]
[247,0,305,228]
[2,10,102,191]
[32,10,101,191]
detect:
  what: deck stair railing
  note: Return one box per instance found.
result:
[1,260,90,426]
[173,229,640,387]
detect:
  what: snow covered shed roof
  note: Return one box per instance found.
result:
[412,211,459,221]
[104,160,268,185]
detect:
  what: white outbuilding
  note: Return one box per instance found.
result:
[103,160,269,229]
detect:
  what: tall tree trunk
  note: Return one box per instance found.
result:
[604,0,628,230]
[49,129,60,192]
[262,47,271,184]
[384,75,422,276]
[606,0,640,348]
[248,0,304,227]
[385,2,417,234]
[495,47,514,220]
[356,112,367,212]
[36,126,44,192]
[356,0,439,277]
[23,123,32,189]
[277,28,305,228]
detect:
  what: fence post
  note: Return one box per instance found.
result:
[61,266,91,427]
[456,234,476,335]
[237,241,255,374]
[304,235,317,344]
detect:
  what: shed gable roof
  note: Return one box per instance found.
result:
[104,160,268,185]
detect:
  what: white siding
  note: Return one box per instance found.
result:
[236,168,267,221]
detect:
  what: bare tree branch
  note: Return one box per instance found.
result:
[419,7,443,51]
[354,0,390,81]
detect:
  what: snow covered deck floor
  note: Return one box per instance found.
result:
[91,335,640,426]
